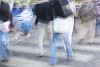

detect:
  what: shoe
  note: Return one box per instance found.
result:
[50,62,56,66]
[49,60,57,66]
[67,57,73,62]
[50,63,56,66]
[1,59,9,63]
[39,55,44,58]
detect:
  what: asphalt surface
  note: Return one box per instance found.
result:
[0,30,100,67]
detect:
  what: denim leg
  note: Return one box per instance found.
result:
[21,22,32,34]
[0,32,10,61]
[1,32,9,48]
[95,18,100,36]
[50,33,59,64]
[62,34,73,59]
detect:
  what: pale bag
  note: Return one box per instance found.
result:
[53,0,75,33]
[53,16,74,33]
[2,21,11,32]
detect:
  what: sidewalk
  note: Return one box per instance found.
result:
[0,31,100,67]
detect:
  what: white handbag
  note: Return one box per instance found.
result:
[52,0,75,33]
[53,16,74,33]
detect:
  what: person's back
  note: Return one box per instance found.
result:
[12,8,22,17]
[93,0,100,16]
[34,1,52,25]
[31,0,53,57]
[50,0,75,18]
[14,6,34,34]
[93,0,100,36]
[78,2,94,22]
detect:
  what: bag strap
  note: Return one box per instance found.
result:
[51,0,55,19]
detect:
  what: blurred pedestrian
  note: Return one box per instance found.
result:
[75,0,95,43]
[49,0,76,65]
[13,1,35,42]
[0,0,12,62]
[33,0,52,57]
[93,0,100,36]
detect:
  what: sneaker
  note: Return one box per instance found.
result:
[50,62,57,66]
[1,59,9,63]
[39,55,44,58]
[67,57,73,62]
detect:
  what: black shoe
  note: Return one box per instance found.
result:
[50,62,57,66]
[50,63,56,66]
[67,58,73,62]
[39,55,44,58]
[1,59,9,63]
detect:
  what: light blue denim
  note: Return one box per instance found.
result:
[95,17,100,36]
[50,33,73,64]
[0,32,11,61]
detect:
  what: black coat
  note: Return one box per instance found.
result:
[51,0,73,18]
[33,1,64,25]
[32,0,73,25]
[34,2,53,25]
[50,0,65,18]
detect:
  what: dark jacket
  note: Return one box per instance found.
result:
[33,0,73,25]
[50,0,65,18]
[51,0,73,18]
[33,1,65,25]
[12,8,22,17]
[34,2,52,25]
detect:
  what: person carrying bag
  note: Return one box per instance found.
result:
[50,0,76,65]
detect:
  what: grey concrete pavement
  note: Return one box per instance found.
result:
[0,31,100,67]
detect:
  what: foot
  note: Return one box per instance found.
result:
[67,57,73,62]
[1,59,9,63]
[50,63,56,66]
[50,62,57,66]
[39,55,44,58]
[49,59,57,66]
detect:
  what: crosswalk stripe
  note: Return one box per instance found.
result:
[73,45,100,52]
[9,44,96,63]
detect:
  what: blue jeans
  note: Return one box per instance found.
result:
[50,33,73,64]
[0,32,11,61]
[21,22,33,34]
[95,17,100,36]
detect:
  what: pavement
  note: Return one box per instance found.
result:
[0,30,100,67]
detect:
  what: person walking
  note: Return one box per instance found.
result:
[93,0,100,36]
[32,0,53,57]
[0,0,12,62]
[75,0,95,43]
[13,1,35,42]
[49,0,76,65]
